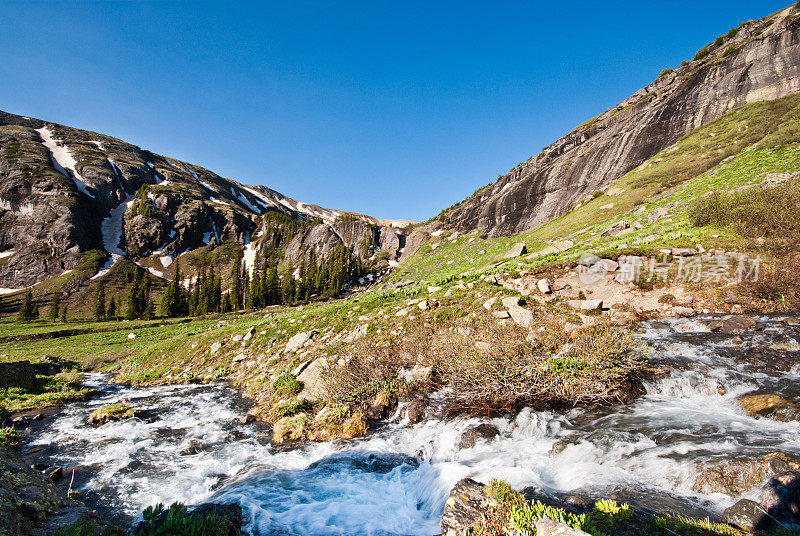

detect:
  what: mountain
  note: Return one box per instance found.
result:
[438,3,800,237]
[0,112,413,291]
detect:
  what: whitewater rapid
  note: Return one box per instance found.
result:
[22,316,800,535]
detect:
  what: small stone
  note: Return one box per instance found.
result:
[648,207,669,223]
[508,305,534,328]
[483,297,498,310]
[537,278,552,293]
[492,310,511,319]
[405,398,426,424]
[417,300,428,310]
[566,299,602,311]
[243,327,256,341]
[535,517,592,536]
[209,342,222,355]
[501,296,521,308]
[427,286,442,293]
[127,332,136,339]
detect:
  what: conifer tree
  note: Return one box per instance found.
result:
[94,282,106,321]
[60,305,67,323]
[18,288,34,322]
[107,297,117,320]
[48,291,60,322]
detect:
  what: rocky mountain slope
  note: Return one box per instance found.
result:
[439,3,800,237]
[0,112,412,290]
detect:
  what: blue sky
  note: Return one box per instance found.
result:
[0,1,790,221]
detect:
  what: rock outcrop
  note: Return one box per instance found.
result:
[440,5,800,237]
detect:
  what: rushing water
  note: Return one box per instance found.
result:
[21,316,800,535]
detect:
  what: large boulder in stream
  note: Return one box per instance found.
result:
[440,479,497,536]
[694,452,800,495]
[737,393,800,422]
[723,470,800,531]
[458,424,500,449]
[86,402,142,426]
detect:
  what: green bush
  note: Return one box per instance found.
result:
[54,522,98,536]
[132,503,230,536]
[694,45,711,61]
[0,426,22,449]
[275,400,313,417]
[723,44,737,57]
[658,68,674,78]
[272,372,303,396]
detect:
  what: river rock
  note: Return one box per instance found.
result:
[459,424,500,449]
[404,398,426,424]
[738,393,800,422]
[0,360,37,390]
[86,403,139,426]
[694,452,800,495]
[720,315,757,335]
[759,470,800,524]
[722,499,771,532]
[440,479,497,536]
[672,306,695,317]
[535,517,591,536]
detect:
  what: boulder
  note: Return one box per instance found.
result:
[598,259,619,272]
[397,364,433,383]
[648,207,669,223]
[535,517,591,536]
[738,393,800,422]
[537,278,552,293]
[87,403,139,426]
[503,243,527,259]
[759,471,800,524]
[0,360,37,390]
[508,305,534,328]
[440,479,497,536]
[672,306,695,317]
[722,499,771,532]
[720,315,757,335]
[671,247,698,256]
[285,330,316,352]
[601,221,629,237]
[459,424,500,449]
[694,453,800,495]
[405,398,427,424]
[209,341,222,355]
[483,297,498,310]
[501,296,522,308]
[492,310,510,319]
[566,299,603,311]
[243,327,255,341]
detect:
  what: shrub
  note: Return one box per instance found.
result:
[0,426,22,449]
[694,45,711,61]
[725,26,740,39]
[54,522,98,536]
[723,44,737,57]
[275,400,313,417]
[132,502,232,536]
[271,372,303,396]
[437,318,640,414]
[713,35,724,46]
[658,68,674,78]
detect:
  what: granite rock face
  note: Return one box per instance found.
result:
[441,6,800,237]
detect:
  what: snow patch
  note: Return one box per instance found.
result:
[36,127,96,198]
[160,255,174,268]
[182,163,215,191]
[93,196,136,279]
[0,250,14,259]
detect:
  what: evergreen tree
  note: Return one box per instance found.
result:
[48,292,60,322]
[281,262,295,304]
[222,292,232,313]
[18,288,34,322]
[60,305,67,323]
[230,251,242,311]
[107,297,117,321]
[94,282,106,321]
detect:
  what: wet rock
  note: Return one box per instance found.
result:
[239,413,256,424]
[722,499,771,532]
[0,360,37,390]
[86,403,140,426]
[759,471,800,524]
[535,517,591,536]
[694,452,800,495]
[440,479,497,536]
[459,424,500,449]
[44,467,63,483]
[405,398,427,424]
[738,393,800,422]
[180,439,204,456]
[503,243,527,259]
[720,315,757,335]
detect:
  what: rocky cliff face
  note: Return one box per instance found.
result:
[0,112,409,288]
[441,4,800,237]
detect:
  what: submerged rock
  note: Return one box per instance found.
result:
[721,499,770,532]
[440,479,497,536]
[459,424,500,449]
[86,403,140,426]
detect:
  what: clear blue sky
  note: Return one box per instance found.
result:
[0,1,790,221]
